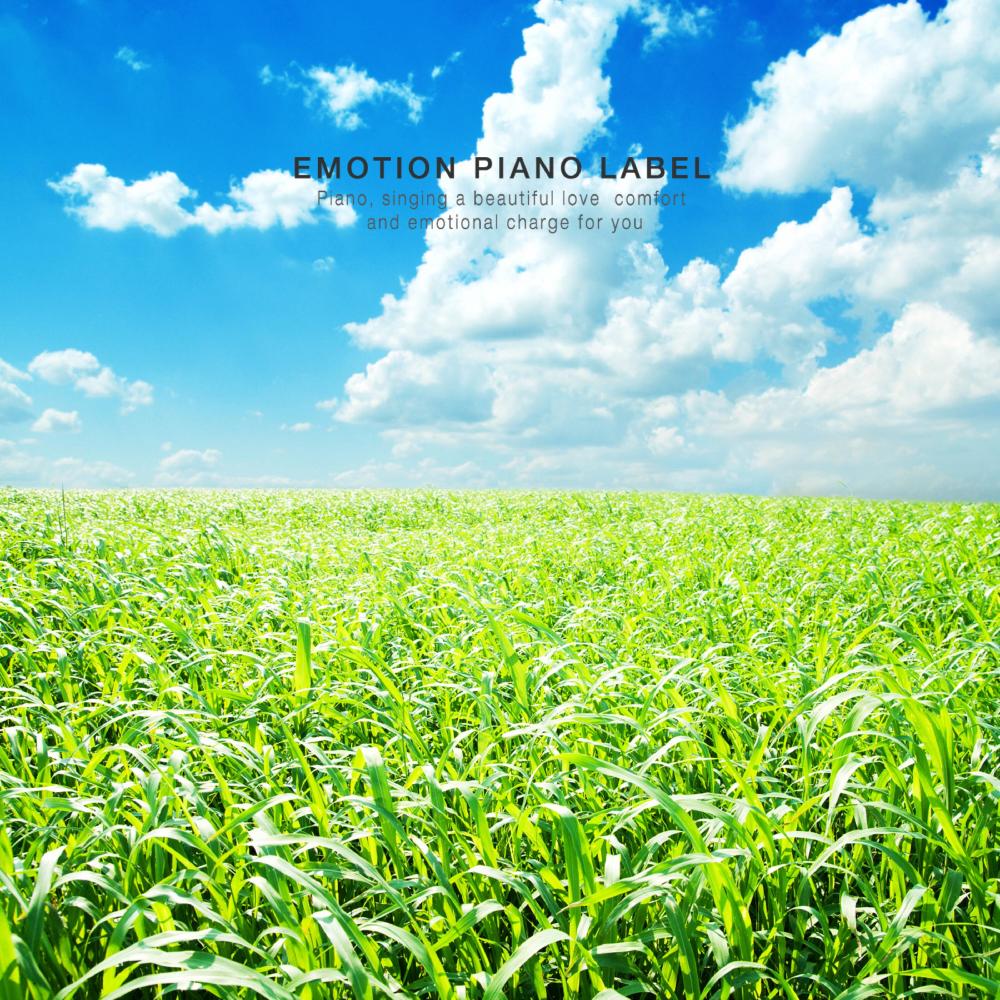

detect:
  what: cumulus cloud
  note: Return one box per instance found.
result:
[720,0,1000,194]
[319,0,1000,499]
[49,165,356,236]
[332,0,761,433]
[261,62,424,129]
[28,349,154,413]
[27,348,98,384]
[32,408,81,433]
[683,305,1000,436]
[668,304,1000,498]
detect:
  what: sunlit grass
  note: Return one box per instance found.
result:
[0,489,998,998]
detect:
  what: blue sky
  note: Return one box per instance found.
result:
[2,0,997,497]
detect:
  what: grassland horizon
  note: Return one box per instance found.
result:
[1,488,998,998]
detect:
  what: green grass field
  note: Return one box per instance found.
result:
[1,490,998,998]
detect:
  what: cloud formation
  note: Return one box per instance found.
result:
[431,51,463,79]
[0,359,32,424]
[115,45,150,72]
[32,408,81,433]
[28,349,154,413]
[638,1,712,48]
[261,62,425,129]
[719,0,1000,194]
[50,165,356,236]
[326,0,1000,498]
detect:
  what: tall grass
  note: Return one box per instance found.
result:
[0,489,998,998]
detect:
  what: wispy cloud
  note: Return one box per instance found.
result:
[431,50,463,79]
[637,1,713,49]
[115,45,150,72]
[261,62,425,129]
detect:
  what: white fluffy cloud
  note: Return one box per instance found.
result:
[322,0,1000,498]
[720,0,1000,194]
[32,408,81,433]
[27,348,98,384]
[261,63,424,129]
[666,304,1000,498]
[682,304,1000,436]
[50,165,356,236]
[28,349,154,413]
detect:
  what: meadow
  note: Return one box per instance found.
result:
[0,489,998,998]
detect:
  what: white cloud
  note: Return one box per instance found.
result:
[685,304,1000,436]
[282,422,313,432]
[154,447,299,487]
[28,348,154,413]
[334,0,833,434]
[50,457,135,487]
[720,0,1000,194]
[637,1,712,49]
[158,448,221,472]
[193,170,356,232]
[28,348,98,383]
[0,360,28,383]
[32,408,81,433]
[49,166,193,236]
[332,458,490,488]
[0,441,134,487]
[50,165,356,236]
[261,62,425,129]
[115,45,150,72]
[320,0,1000,499]
[648,425,685,454]
[431,51,463,79]
[0,359,32,424]
[312,256,336,272]
[0,443,43,483]
[668,304,1000,498]
[156,447,222,485]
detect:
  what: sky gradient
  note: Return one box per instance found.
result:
[2,0,998,498]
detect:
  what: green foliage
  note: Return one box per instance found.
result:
[0,488,998,997]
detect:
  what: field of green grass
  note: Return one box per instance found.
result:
[0,490,998,998]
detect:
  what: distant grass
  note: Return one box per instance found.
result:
[0,489,998,998]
